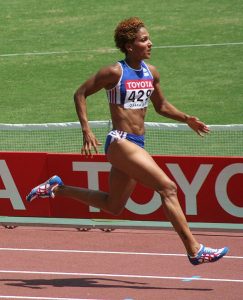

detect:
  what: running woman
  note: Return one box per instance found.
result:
[27,17,228,265]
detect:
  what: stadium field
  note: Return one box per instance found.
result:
[0,0,242,125]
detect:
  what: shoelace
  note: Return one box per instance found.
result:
[37,183,50,195]
[199,247,221,263]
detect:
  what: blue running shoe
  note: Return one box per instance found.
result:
[26,175,63,202]
[188,244,229,265]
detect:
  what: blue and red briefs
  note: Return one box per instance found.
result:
[104,129,145,154]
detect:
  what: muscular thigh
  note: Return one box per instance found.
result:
[107,139,172,191]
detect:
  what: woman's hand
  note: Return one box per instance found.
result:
[81,130,102,156]
[186,115,210,137]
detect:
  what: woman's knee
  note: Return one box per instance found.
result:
[157,180,177,200]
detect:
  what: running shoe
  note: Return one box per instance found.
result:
[188,244,229,265]
[26,175,63,202]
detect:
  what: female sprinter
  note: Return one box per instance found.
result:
[27,17,228,265]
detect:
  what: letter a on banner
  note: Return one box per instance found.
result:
[0,160,25,210]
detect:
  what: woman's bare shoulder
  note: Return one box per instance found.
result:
[97,62,122,89]
[144,63,160,86]
[146,63,159,77]
[99,62,121,77]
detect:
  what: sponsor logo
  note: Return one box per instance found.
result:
[125,80,153,90]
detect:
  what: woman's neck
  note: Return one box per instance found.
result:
[124,57,142,70]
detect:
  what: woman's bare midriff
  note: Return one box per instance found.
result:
[109,103,146,135]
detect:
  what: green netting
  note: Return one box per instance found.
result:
[0,121,242,156]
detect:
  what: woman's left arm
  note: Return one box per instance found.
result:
[149,65,210,137]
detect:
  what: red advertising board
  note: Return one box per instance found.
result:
[0,152,50,216]
[0,152,243,224]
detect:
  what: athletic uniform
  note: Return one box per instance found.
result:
[105,60,154,153]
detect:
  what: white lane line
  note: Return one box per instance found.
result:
[0,41,242,57]
[153,41,243,49]
[0,247,185,256]
[0,269,242,283]
[0,247,240,259]
[0,49,116,57]
[0,297,100,300]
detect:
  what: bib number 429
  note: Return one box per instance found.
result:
[127,89,153,102]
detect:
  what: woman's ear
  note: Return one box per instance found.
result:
[125,42,133,53]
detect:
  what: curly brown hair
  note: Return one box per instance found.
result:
[114,17,145,53]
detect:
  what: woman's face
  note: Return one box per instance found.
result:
[128,27,152,60]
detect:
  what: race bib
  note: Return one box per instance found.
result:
[124,79,154,109]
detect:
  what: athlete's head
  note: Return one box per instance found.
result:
[114,17,146,54]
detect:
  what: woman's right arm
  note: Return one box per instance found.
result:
[74,65,120,155]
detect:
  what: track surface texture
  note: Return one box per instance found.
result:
[0,226,242,300]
